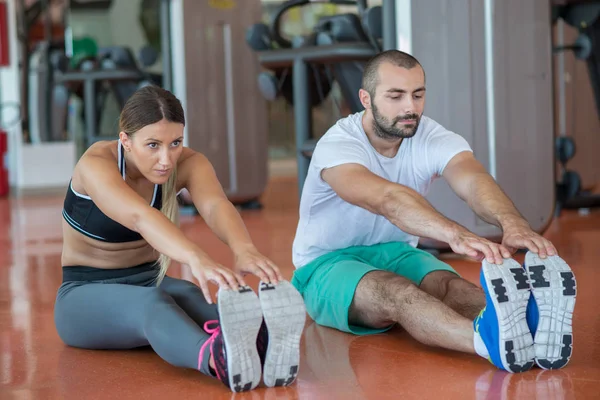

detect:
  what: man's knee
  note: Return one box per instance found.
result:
[350,271,421,324]
[421,270,481,300]
[420,270,462,299]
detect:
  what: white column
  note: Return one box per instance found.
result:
[395,0,412,53]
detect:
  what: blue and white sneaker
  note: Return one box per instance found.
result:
[524,251,576,369]
[474,258,535,373]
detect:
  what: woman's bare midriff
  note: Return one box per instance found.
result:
[61,219,159,269]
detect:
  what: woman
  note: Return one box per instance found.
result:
[54,86,306,392]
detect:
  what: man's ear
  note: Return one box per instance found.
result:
[359,88,372,109]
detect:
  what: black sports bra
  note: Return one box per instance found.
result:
[62,140,163,243]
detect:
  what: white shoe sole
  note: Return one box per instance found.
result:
[524,252,576,369]
[217,286,263,392]
[482,259,535,373]
[258,280,306,387]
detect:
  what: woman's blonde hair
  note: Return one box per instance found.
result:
[119,85,184,284]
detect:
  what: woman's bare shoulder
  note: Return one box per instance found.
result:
[177,147,209,166]
[76,140,119,168]
[72,140,120,191]
[83,140,118,159]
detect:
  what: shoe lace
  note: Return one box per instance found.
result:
[199,320,222,377]
[204,320,221,338]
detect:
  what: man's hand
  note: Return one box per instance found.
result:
[442,152,559,259]
[501,224,557,258]
[448,228,512,264]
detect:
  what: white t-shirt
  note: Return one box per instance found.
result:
[292,111,473,268]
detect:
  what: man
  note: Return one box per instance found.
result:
[291,50,576,373]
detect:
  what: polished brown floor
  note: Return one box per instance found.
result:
[1,177,599,399]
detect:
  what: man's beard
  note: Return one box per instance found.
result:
[371,102,421,140]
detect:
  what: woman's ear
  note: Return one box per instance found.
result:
[119,132,132,152]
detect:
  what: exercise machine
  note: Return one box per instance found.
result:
[17,0,68,143]
[246,0,395,194]
[553,1,600,215]
[27,40,70,143]
[19,0,160,151]
[53,45,161,150]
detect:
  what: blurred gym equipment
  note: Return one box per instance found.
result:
[553,1,600,215]
[53,45,162,148]
[19,0,162,151]
[246,0,393,194]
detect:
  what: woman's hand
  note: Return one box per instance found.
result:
[233,246,284,284]
[187,253,246,304]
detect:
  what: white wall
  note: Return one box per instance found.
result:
[68,0,160,71]
[108,0,147,57]
[395,0,412,53]
[68,10,113,48]
[69,0,143,48]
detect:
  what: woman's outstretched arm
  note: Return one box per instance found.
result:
[178,149,283,284]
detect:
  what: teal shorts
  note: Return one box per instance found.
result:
[291,242,459,335]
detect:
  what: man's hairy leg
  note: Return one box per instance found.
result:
[419,271,486,320]
[348,271,475,353]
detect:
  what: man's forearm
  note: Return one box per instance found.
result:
[465,172,529,231]
[379,185,465,243]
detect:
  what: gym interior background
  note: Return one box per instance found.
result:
[1,0,599,398]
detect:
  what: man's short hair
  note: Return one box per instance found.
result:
[362,50,423,96]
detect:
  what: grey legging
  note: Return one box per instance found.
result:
[54,263,217,376]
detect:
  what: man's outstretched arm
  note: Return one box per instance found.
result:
[321,163,511,264]
[442,151,557,258]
